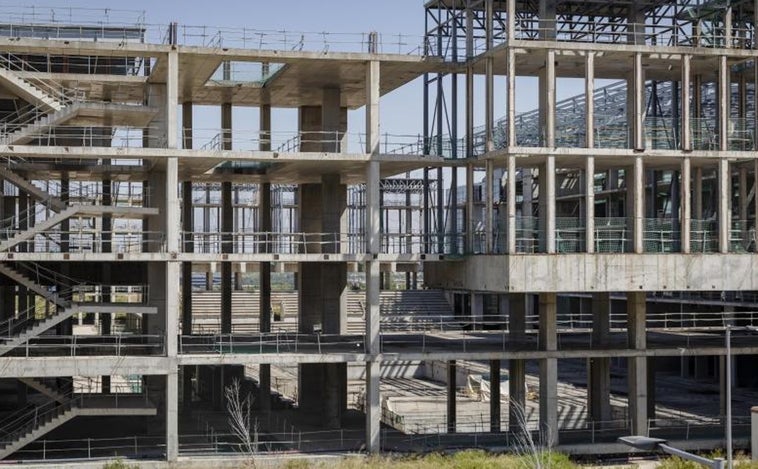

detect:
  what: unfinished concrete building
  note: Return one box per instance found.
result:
[0,0,755,463]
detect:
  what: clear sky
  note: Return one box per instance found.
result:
[5,1,594,148]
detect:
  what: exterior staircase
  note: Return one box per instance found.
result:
[0,263,157,356]
[0,66,64,113]
[0,205,159,252]
[0,166,66,212]
[0,394,157,460]
[0,53,156,146]
[18,378,67,403]
[3,103,79,145]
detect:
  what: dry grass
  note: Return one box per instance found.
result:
[279,450,580,469]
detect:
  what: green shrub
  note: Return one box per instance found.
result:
[102,459,140,469]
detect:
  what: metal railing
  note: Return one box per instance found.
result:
[0,390,153,451]
[179,332,364,355]
[5,335,164,358]
[512,19,754,50]
[10,230,167,254]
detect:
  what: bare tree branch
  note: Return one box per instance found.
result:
[225,378,259,468]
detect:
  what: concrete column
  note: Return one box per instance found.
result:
[259,182,272,416]
[166,371,178,462]
[584,52,595,253]
[506,155,517,254]
[739,167,748,244]
[681,158,691,253]
[298,92,348,430]
[588,293,611,422]
[447,360,457,433]
[539,156,556,253]
[221,181,233,333]
[490,359,501,432]
[485,160,494,252]
[545,49,555,148]
[505,0,516,40]
[538,293,558,446]
[364,95,381,452]
[719,56,729,151]
[682,55,691,151]
[627,2,645,45]
[466,163,475,252]
[632,53,645,150]
[751,406,758,461]
[585,52,595,149]
[718,159,729,253]
[507,48,516,147]
[365,61,379,155]
[485,0,494,152]
[508,294,528,432]
[538,0,556,39]
[165,48,180,463]
[258,102,273,417]
[585,157,595,253]
[322,88,346,153]
[365,360,380,452]
[627,291,647,436]
[220,98,234,333]
[181,101,194,338]
[633,156,644,253]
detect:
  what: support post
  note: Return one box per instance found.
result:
[507,155,517,254]
[485,160,494,252]
[627,291,647,436]
[681,158,691,253]
[447,360,457,433]
[586,156,595,253]
[718,159,729,253]
[633,53,645,150]
[165,47,179,463]
[364,59,381,453]
[490,359,501,432]
[682,55,691,151]
[507,48,516,147]
[508,294,528,434]
[538,293,558,446]
[633,156,644,253]
[588,293,611,422]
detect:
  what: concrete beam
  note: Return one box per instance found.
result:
[424,254,758,292]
